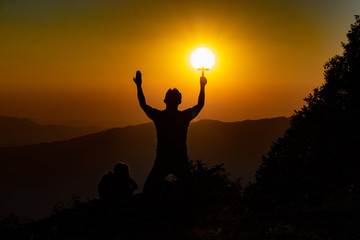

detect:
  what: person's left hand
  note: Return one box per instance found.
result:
[133,70,142,86]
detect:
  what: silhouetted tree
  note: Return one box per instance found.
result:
[255,16,360,204]
[190,160,241,200]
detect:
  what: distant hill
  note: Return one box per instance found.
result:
[0,117,289,219]
[0,116,101,147]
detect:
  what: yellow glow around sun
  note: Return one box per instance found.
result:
[190,47,215,69]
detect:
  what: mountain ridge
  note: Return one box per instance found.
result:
[0,115,101,147]
[0,117,290,219]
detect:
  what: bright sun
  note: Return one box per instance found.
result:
[190,47,215,69]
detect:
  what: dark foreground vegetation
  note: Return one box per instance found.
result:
[1,16,360,240]
[1,159,360,240]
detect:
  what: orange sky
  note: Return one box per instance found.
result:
[0,0,359,127]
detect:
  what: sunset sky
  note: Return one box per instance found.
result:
[0,0,359,127]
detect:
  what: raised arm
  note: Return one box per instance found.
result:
[197,76,207,109]
[188,76,207,119]
[133,71,158,119]
[133,71,147,109]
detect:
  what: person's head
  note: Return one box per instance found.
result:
[113,162,130,177]
[164,88,182,107]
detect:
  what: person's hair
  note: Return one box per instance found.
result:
[113,163,130,177]
[164,88,182,106]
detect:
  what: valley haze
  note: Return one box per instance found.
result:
[0,116,290,219]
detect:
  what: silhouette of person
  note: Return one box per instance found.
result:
[98,163,139,202]
[133,70,207,196]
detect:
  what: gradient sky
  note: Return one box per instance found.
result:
[0,0,359,127]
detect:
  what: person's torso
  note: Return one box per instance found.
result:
[154,110,191,155]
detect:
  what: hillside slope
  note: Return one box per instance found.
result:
[0,116,100,147]
[0,117,289,219]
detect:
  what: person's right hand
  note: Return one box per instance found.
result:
[200,76,207,87]
[133,70,142,86]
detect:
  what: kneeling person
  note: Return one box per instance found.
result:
[98,163,139,202]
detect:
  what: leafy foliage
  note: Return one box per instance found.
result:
[2,159,360,240]
[256,16,360,204]
[190,159,241,199]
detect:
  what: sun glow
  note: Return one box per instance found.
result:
[190,47,215,70]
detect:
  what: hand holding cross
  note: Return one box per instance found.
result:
[197,67,209,77]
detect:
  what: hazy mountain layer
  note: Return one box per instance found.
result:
[0,117,289,219]
[0,116,101,147]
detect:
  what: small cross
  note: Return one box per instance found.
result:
[197,67,209,77]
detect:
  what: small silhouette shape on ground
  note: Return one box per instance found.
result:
[98,163,138,202]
